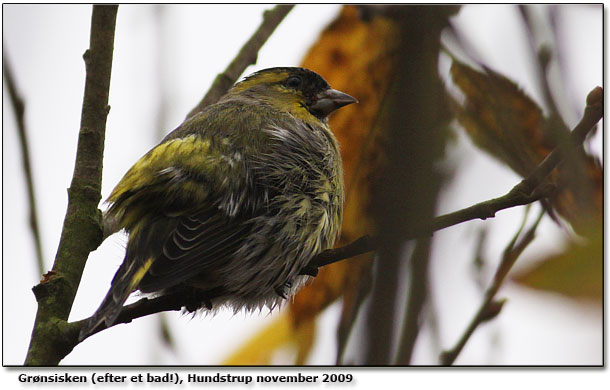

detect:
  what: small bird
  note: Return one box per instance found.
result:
[79,67,356,341]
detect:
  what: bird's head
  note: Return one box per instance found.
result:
[226,67,357,122]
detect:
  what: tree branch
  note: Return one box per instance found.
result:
[186,4,294,118]
[439,209,545,365]
[3,47,45,276]
[25,5,118,366]
[52,289,227,359]
[45,14,601,361]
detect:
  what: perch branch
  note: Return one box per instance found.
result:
[69,291,218,342]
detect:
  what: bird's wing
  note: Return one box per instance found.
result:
[135,207,253,292]
[106,132,252,228]
[107,126,262,281]
[80,131,259,340]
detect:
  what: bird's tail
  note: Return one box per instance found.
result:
[78,257,154,341]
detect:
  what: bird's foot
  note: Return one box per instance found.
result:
[183,289,213,312]
[275,280,293,299]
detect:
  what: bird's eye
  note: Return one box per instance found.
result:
[285,76,302,88]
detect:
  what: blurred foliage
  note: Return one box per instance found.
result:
[511,225,602,304]
[450,60,602,235]
[222,313,292,364]
[450,59,602,305]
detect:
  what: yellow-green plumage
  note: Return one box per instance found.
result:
[79,67,356,341]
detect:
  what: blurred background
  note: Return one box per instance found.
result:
[2,4,602,365]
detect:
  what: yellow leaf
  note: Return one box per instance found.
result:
[222,314,293,365]
[511,226,602,303]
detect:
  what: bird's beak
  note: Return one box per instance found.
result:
[311,88,358,118]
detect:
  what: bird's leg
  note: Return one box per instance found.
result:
[275,286,288,299]
[274,280,293,299]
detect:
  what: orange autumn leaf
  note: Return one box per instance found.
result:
[291,5,398,326]
[451,61,551,176]
[450,60,602,234]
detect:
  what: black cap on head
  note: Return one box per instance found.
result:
[241,67,357,119]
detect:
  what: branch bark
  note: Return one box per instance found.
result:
[25,4,117,366]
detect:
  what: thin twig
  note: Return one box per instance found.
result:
[439,209,545,365]
[336,263,373,364]
[517,5,564,123]
[3,48,45,276]
[301,235,378,274]
[308,185,553,271]
[547,5,583,120]
[186,4,294,118]
[512,87,602,194]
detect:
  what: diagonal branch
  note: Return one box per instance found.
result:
[439,209,545,365]
[3,48,45,276]
[186,4,294,118]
